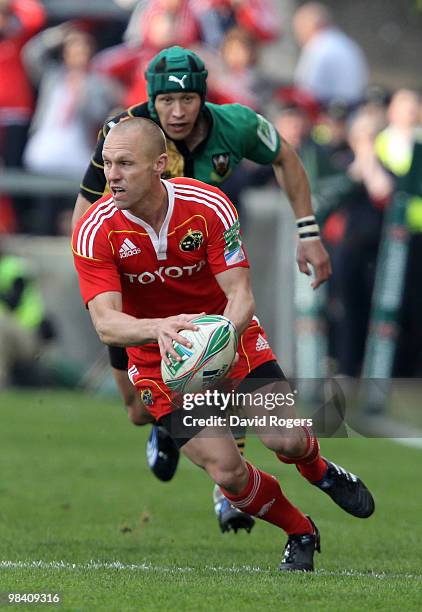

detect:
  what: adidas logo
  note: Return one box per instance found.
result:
[256,334,270,352]
[119,238,141,258]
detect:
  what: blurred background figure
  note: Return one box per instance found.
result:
[201,26,265,109]
[93,0,202,108]
[0,0,45,168]
[21,23,122,234]
[360,85,391,125]
[255,92,347,188]
[312,101,354,174]
[23,23,120,178]
[124,0,200,51]
[375,89,420,178]
[137,0,200,53]
[0,239,55,388]
[0,0,45,235]
[293,2,368,108]
[374,89,422,377]
[274,102,311,152]
[192,0,280,50]
[321,111,393,376]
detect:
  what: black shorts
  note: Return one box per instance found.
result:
[158,360,286,449]
[108,346,129,371]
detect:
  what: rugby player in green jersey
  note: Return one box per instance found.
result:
[73,46,336,536]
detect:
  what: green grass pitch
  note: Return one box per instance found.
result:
[0,390,421,611]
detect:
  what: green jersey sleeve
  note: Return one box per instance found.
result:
[233,105,281,165]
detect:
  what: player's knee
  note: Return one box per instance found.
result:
[208,461,248,494]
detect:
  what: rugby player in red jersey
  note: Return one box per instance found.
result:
[72,118,375,571]
[73,45,331,535]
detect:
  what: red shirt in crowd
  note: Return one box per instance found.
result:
[0,0,46,123]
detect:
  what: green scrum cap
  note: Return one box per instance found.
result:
[145,46,208,118]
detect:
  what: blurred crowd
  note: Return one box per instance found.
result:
[0,0,421,383]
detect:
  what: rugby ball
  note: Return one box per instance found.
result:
[161,315,238,394]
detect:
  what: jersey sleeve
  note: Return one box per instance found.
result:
[204,185,250,275]
[79,128,108,203]
[79,104,150,203]
[234,104,281,165]
[72,216,121,305]
[79,109,132,203]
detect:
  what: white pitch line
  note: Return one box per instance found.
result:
[0,561,421,580]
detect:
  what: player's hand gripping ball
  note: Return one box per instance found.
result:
[161,315,238,394]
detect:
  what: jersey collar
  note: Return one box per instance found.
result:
[121,180,174,261]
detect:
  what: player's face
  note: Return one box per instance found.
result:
[154,92,201,140]
[103,133,156,210]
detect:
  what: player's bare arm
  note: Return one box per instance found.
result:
[87,290,201,360]
[72,193,92,230]
[272,137,332,289]
[215,267,255,335]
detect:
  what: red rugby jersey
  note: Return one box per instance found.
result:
[72,177,250,369]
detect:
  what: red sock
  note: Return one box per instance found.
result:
[221,462,312,535]
[277,427,327,483]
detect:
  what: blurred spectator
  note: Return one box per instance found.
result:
[357,88,390,139]
[274,104,311,151]
[0,0,45,168]
[142,0,200,51]
[322,112,393,376]
[364,85,391,114]
[192,0,280,49]
[293,2,368,108]
[309,103,356,293]
[92,43,148,108]
[272,99,345,184]
[312,102,355,174]
[94,0,203,108]
[0,0,45,237]
[377,90,422,376]
[23,23,121,177]
[0,243,55,388]
[124,0,280,51]
[375,89,420,177]
[21,23,122,234]
[274,86,321,123]
[201,27,270,109]
[124,0,200,51]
